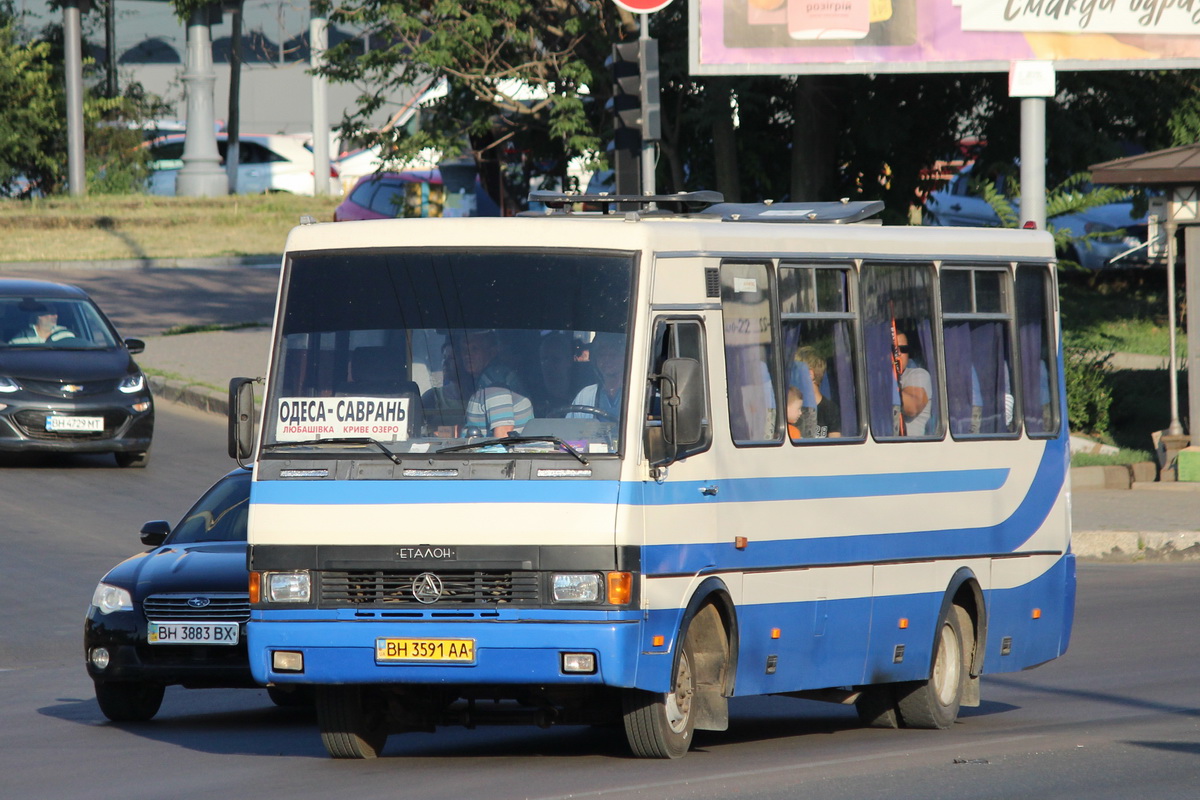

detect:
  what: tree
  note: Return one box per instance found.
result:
[318,0,636,211]
[0,6,63,197]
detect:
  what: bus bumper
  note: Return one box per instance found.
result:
[249,616,645,687]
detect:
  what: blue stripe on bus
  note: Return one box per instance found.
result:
[642,436,1068,573]
[253,464,1010,507]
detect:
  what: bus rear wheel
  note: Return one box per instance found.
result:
[622,636,697,758]
[316,685,388,758]
[895,605,971,729]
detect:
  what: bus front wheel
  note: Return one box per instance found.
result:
[895,604,971,729]
[622,636,697,758]
[316,685,389,758]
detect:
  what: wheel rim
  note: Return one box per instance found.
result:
[665,651,694,733]
[932,621,962,707]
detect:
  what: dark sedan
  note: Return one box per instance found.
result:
[84,467,306,720]
[0,279,153,467]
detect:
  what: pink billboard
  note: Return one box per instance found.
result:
[691,0,1200,74]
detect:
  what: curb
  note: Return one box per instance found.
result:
[149,376,230,418]
[1074,530,1200,562]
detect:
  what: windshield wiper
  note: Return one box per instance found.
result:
[437,435,589,465]
[263,437,402,464]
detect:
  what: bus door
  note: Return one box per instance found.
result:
[640,315,719,647]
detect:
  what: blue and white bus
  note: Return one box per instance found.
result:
[230,192,1074,759]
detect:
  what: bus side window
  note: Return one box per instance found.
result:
[942,267,1018,438]
[1016,265,1061,436]
[861,263,943,439]
[720,263,781,445]
[645,318,711,462]
[779,264,863,441]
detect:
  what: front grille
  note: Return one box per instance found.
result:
[11,408,129,440]
[320,570,540,607]
[143,593,251,621]
[20,378,119,398]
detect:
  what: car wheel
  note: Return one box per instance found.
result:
[895,605,971,730]
[622,632,697,758]
[94,681,165,722]
[114,450,150,468]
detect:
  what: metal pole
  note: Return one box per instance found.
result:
[226,0,243,194]
[63,0,86,197]
[1186,225,1200,446]
[639,16,655,197]
[1166,222,1183,436]
[105,0,116,98]
[310,3,331,196]
[176,8,227,197]
[1019,97,1046,230]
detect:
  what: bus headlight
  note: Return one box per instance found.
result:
[552,573,602,603]
[266,571,311,603]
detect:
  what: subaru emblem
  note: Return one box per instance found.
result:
[187,597,211,609]
[412,572,444,604]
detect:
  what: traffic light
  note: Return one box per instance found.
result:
[639,39,660,142]
[608,41,642,154]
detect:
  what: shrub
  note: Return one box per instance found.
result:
[1063,335,1113,436]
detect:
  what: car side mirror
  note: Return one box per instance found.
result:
[228,377,257,465]
[124,338,145,355]
[140,520,171,547]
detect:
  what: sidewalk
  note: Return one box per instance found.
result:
[134,327,1200,563]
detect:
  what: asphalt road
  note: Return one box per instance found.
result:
[0,401,1196,799]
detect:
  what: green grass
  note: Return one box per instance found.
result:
[0,194,340,262]
[1071,449,1155,467]
[1059,269,1183,357]
[162,321,267,336]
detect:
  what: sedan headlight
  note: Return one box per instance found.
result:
[266,571,311,603]
[0,376,19,393]
[552,573,602,603]
[91,582,133,614]
[119,373,146,394]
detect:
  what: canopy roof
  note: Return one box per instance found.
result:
[1091,144,1200,186]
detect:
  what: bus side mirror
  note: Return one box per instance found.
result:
[228,377,257,464]
[661,357,705,448]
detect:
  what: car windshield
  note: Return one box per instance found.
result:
[168,473,251,545]
[0,296,119,349]
[266,249,635,457]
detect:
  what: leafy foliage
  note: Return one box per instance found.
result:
[0,13,61,197]
[1063,333,1114,436]
[318,0,634,209]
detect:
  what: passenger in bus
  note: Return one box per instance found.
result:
[464,386,534,438]
[895,331,932,435]
[569,332,624,420]
[464,329,528,397]
[790,347,840,438]
[534,331,589,415]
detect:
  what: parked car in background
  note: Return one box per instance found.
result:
[144,133,340,196]
[0,279,153,467]
[923,162,1148,270]
[84,467,308,721]
[334,168,500,220]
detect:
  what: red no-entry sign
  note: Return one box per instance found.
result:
[612,0,674,13]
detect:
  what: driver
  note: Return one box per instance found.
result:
[569,333,624,420]
[9,300,75,344]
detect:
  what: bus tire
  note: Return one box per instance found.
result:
[895,605,970,730]
[316,685,388,759]
[622,634,697,758]
[854,685,899,729]
[94,681,164,722]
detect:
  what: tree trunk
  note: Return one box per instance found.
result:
[712,80,740,203]
[790,76,837,202]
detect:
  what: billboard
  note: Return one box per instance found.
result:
[690,0,1200,74]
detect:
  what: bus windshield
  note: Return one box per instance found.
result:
[266,249,635,457]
